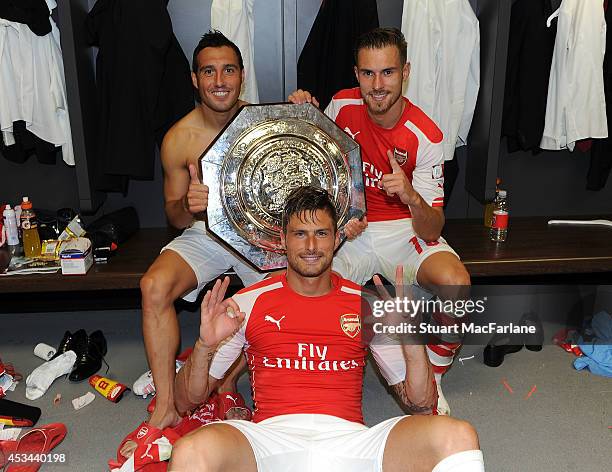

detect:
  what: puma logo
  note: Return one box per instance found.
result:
[264,315,285,331]
[344,127,361,140]
[140,443,154,460]
[226,394,239,406]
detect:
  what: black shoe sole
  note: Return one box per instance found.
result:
[525,344,543,352]
[483,343,523,367]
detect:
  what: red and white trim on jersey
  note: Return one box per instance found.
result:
[325,88,445,222]
[209,273,406,424]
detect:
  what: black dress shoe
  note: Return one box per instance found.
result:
[483,312,545,367]
[521,312,544,351]
[50,329,86,360]
[483,333,523,367]
[50,331,72,360]
[69,330,108,382]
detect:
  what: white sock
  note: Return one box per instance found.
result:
[26,351,77,400]
[432,450,484,472]
[434,373,451,416]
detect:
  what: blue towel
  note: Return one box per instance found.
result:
[573,311,612,378]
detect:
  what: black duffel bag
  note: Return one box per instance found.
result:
[86,207,140,251]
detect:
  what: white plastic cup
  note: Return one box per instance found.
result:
[34,343,57,360]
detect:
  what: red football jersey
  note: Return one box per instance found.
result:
[210,273,405,424]
[325,88,445,222]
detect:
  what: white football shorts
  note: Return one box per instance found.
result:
[219,413,406,472]
[161,221,267,301]
[333,218,459,285]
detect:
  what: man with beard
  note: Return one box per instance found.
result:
[168,186,484,472]
[289,28,471,416]
[117,31,265,462]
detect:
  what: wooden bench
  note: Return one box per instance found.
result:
[0,228,177,294]
[443,216,612,279]
[1,216,611,302]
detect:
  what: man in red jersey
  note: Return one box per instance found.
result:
[289,28,471,415]
[168,186,484,472]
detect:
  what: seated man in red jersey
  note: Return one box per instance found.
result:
[168,186,484,472]
[289,28,471,415]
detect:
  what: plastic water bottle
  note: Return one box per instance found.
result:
[14,204,22,239]
[3,204,20,247]
[489,190,509,242]
[3,204,20,248]
[484,177,502,228]
[20,197,41,258]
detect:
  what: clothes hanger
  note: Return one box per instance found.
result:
[548,219,612,228]
[546,6,560,28]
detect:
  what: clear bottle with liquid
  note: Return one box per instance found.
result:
[489,190,509,242]
[3,204,20,248]
[20,197,41,258]
[484,178,502,228]
[14,204,22,239]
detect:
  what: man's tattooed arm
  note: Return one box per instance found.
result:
[174,339,219,416]
[390,382,436,415]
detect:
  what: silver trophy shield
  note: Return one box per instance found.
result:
[200,102,365,271]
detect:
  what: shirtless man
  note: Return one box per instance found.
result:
[169,186,485,472]
[117,31,265,461]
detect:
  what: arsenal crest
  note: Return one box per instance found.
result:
[431,164,444,180]
[137,425,149,439]
[393,147,408,166]
[340,313,361,338]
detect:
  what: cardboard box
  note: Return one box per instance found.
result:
[60,238,93,275]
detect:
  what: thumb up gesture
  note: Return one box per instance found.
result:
[381,150,418,206]
[184,164,209,214]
